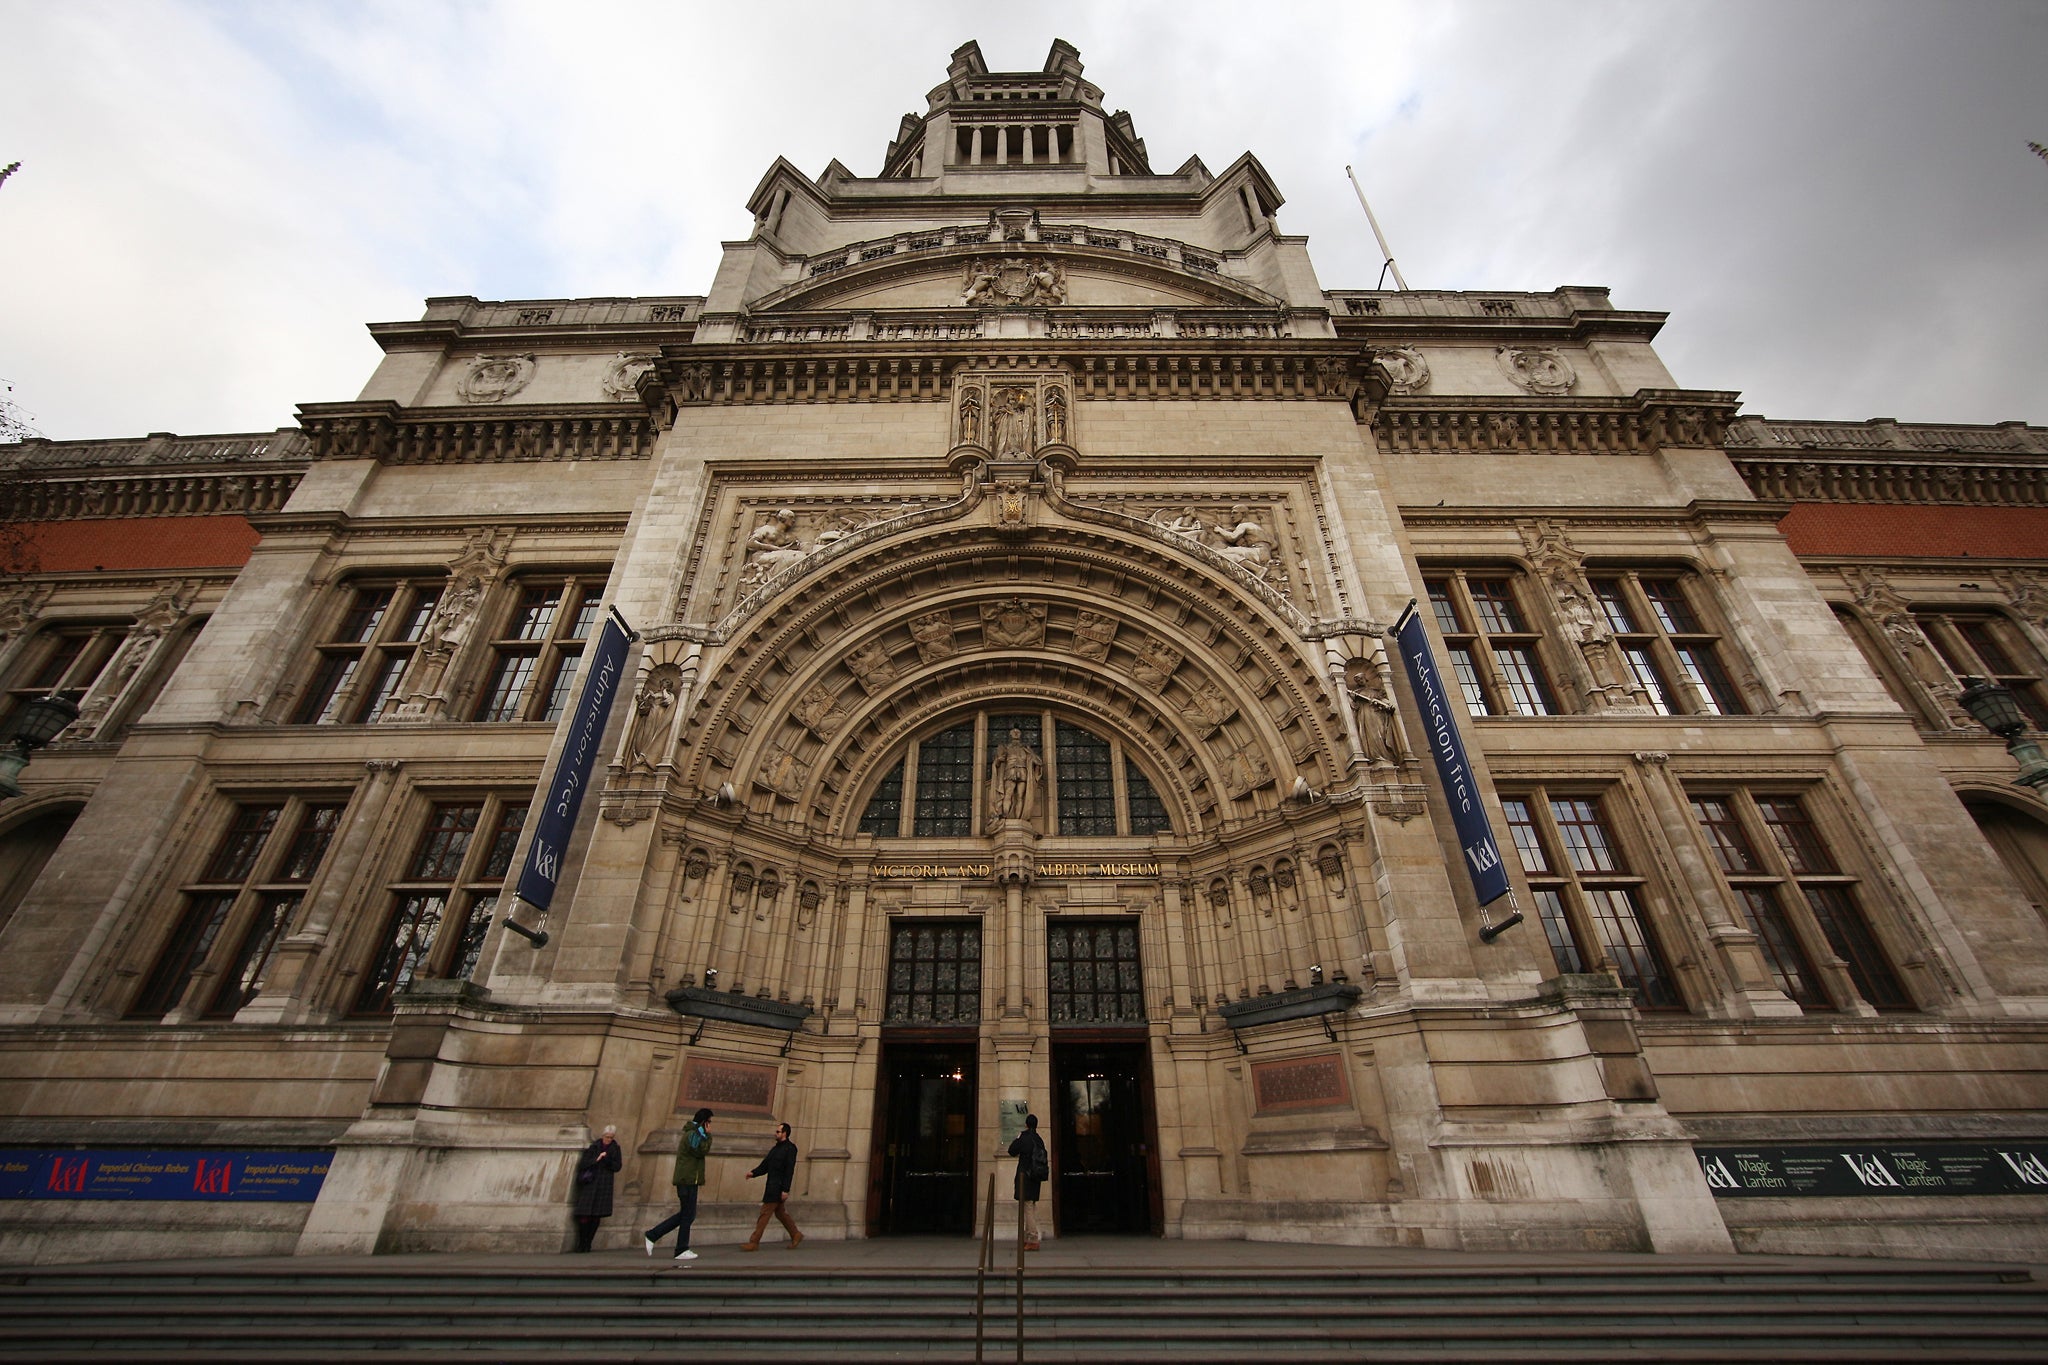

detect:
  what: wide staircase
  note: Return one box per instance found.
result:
[2,1243,2045,1362]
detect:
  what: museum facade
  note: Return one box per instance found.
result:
[2,40,2046,1264]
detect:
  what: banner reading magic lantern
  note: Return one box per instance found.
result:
[1392,600,1523,941]
[504,608,637,945]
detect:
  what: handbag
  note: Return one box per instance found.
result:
[577,1166,596,1185]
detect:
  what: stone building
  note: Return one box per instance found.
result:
[1,40,2045,1264]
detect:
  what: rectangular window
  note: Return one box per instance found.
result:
[4,623,124,728]
[1424,573,1556,717]
[1913,611,2048,731]
[1047,919,1145,1024]
[355,796,527,1013]
[1500,788,1682,1009]
[472,576,606,723]
[884,920,981,1024]
[1054,722,1116,835]
[130,797,347,1019]
[295,581,442,725]
[911,721,977,837]
[1590,574,1746,716]
[1692,791,1912,1013]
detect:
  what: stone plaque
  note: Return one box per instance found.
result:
[677,1058,777,1115]
[1251,1053,1349,1114]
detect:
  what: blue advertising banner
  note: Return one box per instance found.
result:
[516,611,634,912]
[0,1149,332,1202]
[1393,603,1512,906]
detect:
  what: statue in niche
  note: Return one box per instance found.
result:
[991,387,1034,459]
[626,664,682,772]
[986,727,1044,829]
[1043,386,1068,445]
[1555,582,1604,644]
[1347,671,1403,766]
[958,387,984,447]
[742,508,809,585]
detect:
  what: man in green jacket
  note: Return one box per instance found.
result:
[643,1107,713,1261]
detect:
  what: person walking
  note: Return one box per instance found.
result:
[1008,1112,1048,1250]
[570,1124,623,1252]
[643,1107,712,1262]
[740,1122,804,1250]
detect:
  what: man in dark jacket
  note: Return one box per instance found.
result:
[1007,1112,1048,1250]
[643,1107,712,1261]
[741,1122,804,1250]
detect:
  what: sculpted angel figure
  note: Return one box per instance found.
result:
[986,727,1044,828]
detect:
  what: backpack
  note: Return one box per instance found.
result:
[1030,1138,1049,1182]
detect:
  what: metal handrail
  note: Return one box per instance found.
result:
[972,1170,1027,1363]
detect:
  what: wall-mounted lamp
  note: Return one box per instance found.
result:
[1308,964,1324,986]
[0,696,80,799]
[1956,678,2048,793]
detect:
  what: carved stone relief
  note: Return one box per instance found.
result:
[600,352,657,402]
[980,598,1046,649]
[845,641,898,694]
[626,662,683,772]
[909,610,958,663]
[961,257,1067,307]
[1183,679,1236,737]
[1377,346,1430,395]
[1127,636,1182,692]
[1222,742,1274,798]
[0,582,53,642]
[756,746,810,800]
[1495,346,1576,395]
[457,354,537,404]
[1846,566,1972,728]
[1070,610,1117,661]
[791,684,845,737]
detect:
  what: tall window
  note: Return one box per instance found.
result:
[1691,796,1826,1008]
[1425,573,1556,717]
[5,623,124,726]
[354,797,526,1013]
[473,576,604,723]
[1914,610,2048,731]
[884,920,981,1024]
[295,580,443,724]
[1590,574,1745,716]
[1047,919,1144,1024]
[129,797,347,1018]
[1500,790,1682,1009]
[856,708,1173,838]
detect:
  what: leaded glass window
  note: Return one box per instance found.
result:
[1055,725,1116,835]
[1047,919,1144,1023]
[858,761,904,836]
[912,721,976,836]
[357,795,528,1013]
[1424,573,1555,717]
[884,920,981,1024]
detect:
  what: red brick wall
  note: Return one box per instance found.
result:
[1779,504,2048,560]
[6,517,261,573]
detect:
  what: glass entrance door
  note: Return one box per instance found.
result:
[1051,1039,1155,1234]
[875,1041,978,1235]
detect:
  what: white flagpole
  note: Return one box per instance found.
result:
[1344,164,1409,291]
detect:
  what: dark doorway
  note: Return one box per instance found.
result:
[1051,1038,1156,1235]
[872,1040,978,1235]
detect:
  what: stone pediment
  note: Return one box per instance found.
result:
[755,231,1284,315]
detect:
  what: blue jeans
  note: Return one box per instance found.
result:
[645,1183,700,1251]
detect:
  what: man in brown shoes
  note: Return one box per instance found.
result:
[740,1122,804,1250]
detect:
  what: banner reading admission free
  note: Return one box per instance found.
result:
[1393,603,1512,906]
[516,612,634,912]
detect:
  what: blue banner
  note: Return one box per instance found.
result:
[516,612,633,912]
[1394,603,1512,906]
[0,1149,331,1202]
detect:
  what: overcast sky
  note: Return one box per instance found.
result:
[3,1,2044,442]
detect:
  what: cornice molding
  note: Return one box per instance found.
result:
[1373,389,1741,456]
[295,400,658,465]
[6,467,301,522]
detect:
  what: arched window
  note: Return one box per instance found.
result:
[856,708,1173,838]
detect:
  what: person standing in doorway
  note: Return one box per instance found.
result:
[740,1122,804,1250]
[570,1124,623,1252]
[643,1107,712,1261]
[1008,1112,1048,1250]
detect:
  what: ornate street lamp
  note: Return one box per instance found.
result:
[0,696,80,798]
[1955,678,2048,793]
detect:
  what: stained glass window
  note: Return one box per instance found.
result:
[1047,919,1144,1024]
[884,920,981,1024]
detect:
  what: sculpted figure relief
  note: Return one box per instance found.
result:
[626,664,682,772]
[1128,637,1183,691]
[742,508,810,585]
[991,387,1034,459]
[986,727,1044,829]
[1212,505,1274,570]
[792,684,843,737]
[1223,743,1274,798]
[1071,610,1117,661]
[980,598,1046,649]
[1184,680,1235,735]
[958,387,984,447]
[845,641,898,693]
[909,611,957,663]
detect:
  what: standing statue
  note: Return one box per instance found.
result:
[959,387,983,447]
[986,727,1044,829]
[1348,674,1404,766]
[1043,387,1068,445]
[991,389,1034,459]
[627,666,682,772]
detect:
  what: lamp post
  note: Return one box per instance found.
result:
[1955,678,2048,793]
[0,695,80,799]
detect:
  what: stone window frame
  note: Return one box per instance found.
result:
[855,706,1174,839]
[882,917,983,1025]
[3,620,126,727]
[1588,570,1748,716]
[1497,784,1686,1011]
[469,572,607,724]
[290,575,445,725]
[1422,570,1559,717]
[1685,785,1917,1014]
[126,793,351,1022]
[1912,607,2048,732]
[349,793,527,1015]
